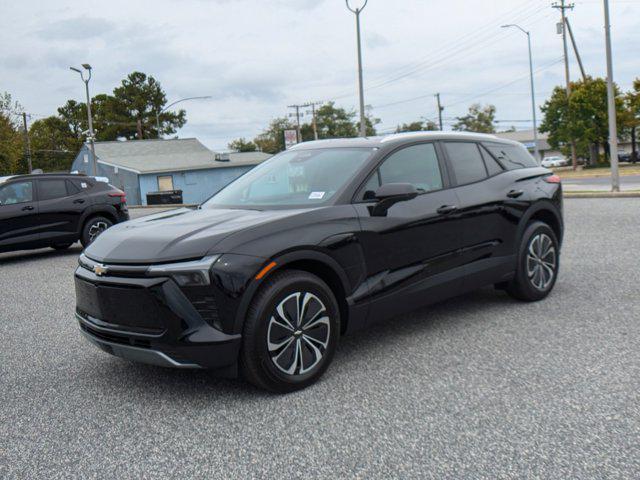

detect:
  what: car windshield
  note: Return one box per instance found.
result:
[203,147,374,208]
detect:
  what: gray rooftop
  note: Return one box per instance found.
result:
[92,138,271,174]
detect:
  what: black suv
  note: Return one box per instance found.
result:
[0,173,129,254]
[75,132,563,392]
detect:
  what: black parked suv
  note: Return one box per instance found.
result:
[75,132,563,392]
[0,173,129,254]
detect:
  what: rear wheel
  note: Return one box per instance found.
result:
[81,216,113,248]
[240,270,340,393]
[506,221,559,301]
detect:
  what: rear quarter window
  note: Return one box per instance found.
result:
[484,142,538,170]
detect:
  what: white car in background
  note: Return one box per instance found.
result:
[541,156,569,168]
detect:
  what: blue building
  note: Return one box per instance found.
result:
[70,138,271,205]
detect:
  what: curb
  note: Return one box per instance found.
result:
[564,191,640,198]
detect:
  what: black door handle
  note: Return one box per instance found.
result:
[437,205,457,215]
[507,190,524,199]
[22,205,34,211]
[73,199,85,204]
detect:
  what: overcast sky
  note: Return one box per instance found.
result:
[1,0,638,150]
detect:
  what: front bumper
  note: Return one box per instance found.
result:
[74,264,241,370]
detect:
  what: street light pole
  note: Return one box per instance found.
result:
[603,0,620,192]
[502,24,540,162]
[156,96,212,139]
[70,64,97,176]
[346,0,368,137]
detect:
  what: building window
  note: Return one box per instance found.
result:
[157,175,174,191]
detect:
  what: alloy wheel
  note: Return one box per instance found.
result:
[267,292,331,376]
[526,233,557,291]
[88,221,109,243]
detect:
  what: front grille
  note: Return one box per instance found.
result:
[75,278,169,333]
[181,287,221,329]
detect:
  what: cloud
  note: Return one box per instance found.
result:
[37,16,116,40]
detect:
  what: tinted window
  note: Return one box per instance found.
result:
[66,180,81,195]
[38,179,68,201]
[484,143,538,170]
[443,142,487,185]
[380,144,442,190]
[480,146,504,176]
[0,181,33,205]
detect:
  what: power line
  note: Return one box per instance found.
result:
[325,0,550,102]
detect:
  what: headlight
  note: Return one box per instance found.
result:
[146,255,221,286]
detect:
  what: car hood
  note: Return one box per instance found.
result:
[84,207,307,264]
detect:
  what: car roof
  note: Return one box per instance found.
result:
[1,173,86,183]
[289,131,523,150]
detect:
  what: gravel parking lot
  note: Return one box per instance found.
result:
[1,199,639,479]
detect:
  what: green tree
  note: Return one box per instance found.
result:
[311,102,358,139]
[0,114,23,175]
[29,116,82,172]
[540,77,625,163]
[452,104,496,133]
[623,78,640,161]
[254,117,294,154]
[0,92,24,175]
[395,120,438,132]
[112,72,186,139]
[228,137,258,152]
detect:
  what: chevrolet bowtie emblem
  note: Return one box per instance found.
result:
[93,264,108,276]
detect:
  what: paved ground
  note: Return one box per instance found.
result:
[562,174,640,191]
[1,200,639,479]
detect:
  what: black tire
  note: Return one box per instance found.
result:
[52,243,72,251]
[506,221,560,301]
[240,269,340,393]
[81,216,113,248]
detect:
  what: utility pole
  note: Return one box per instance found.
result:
[70,64,97,176]
[287,104,303,143]
[603,0,620,192]
[435,93,444,131]
[21,112,33,173]
[303,101,322,140]
[565,18,587,81]
[552,1,578,170]
[345,0,368,137]
[501,24,540,161]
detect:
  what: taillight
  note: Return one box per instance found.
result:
[543,174,561,184]
[109,191,127,203]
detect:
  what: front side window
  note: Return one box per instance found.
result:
[360,143,443,200]
[0,181,33,205]
[484,142,538,170]
[205,148,374,208]
[38,179,68,201]
[443,142,488,185]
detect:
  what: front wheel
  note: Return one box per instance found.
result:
[240,270,340,393]
[506,221,560,301]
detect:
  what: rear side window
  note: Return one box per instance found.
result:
[66,180,81,195]
[484,143,538,170]
[480,146,504,176]
[443,142,487,185]
[38,179,68,201]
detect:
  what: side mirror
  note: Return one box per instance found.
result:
[369,183,418,217]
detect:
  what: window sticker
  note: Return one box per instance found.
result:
[309,191,325,200]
